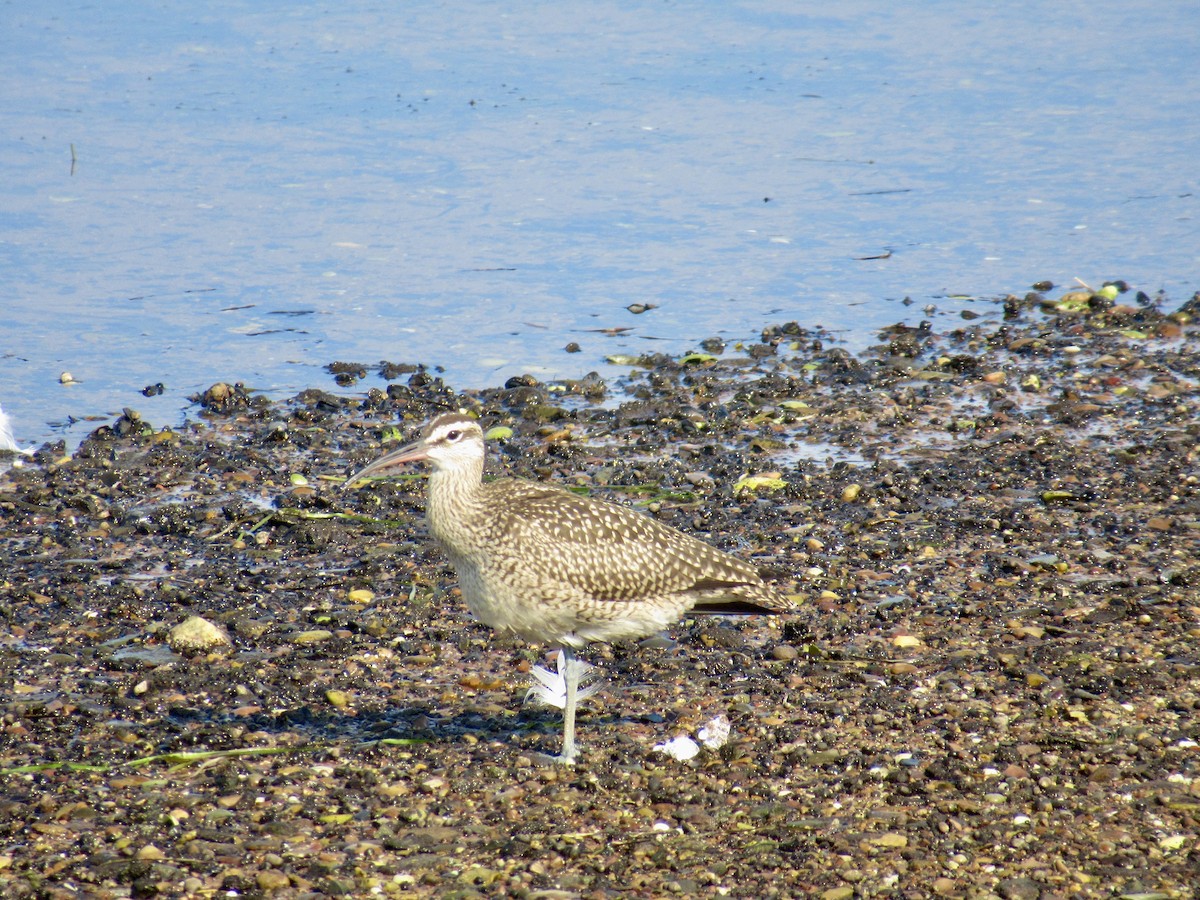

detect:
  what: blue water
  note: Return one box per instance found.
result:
[2,1,1197,448]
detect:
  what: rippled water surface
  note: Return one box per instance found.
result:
[2,1,1197,448]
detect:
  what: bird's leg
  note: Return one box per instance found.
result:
[559,646,579,763]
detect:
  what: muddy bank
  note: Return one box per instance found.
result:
[2,284,1198,898]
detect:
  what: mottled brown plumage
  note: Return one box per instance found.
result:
[344,412,793,759]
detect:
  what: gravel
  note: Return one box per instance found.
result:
[2,283,1198,898]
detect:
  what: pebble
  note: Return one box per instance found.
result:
[256,870,292,891]
[997,877,1043,900]
[167,616,231,652]
[292,629,334,644]
[204,382,232,403]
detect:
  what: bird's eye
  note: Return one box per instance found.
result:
[446,430,461,441]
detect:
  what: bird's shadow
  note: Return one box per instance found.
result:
[159,693,638,758]
[152,633,751,759]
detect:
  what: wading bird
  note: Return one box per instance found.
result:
[343,412,793,760]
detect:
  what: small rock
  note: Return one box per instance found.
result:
[997,877,1043,900]
[1088,764,1119,782]
[771,644,799,661]
[135,844,165,860]
[292,629,334,645]
[204,382,231,404]
[808,750,842,766]
[458,865,502,886]
[167,616,231,653]
[193,381,251,411]
[256,870,292,892]
[1011,624,1045,639]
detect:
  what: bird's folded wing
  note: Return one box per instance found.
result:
[484,480,771,602]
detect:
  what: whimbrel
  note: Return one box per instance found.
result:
[343,412,794,760]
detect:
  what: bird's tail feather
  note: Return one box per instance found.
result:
[691,582,796,615]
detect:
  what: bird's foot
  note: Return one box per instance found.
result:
[527,749,577,767]
[556,739,579,765]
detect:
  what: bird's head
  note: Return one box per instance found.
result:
[342,413,484,489]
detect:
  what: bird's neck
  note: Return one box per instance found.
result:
[426,459,486,551]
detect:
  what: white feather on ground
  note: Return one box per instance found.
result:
[523,650,604,709]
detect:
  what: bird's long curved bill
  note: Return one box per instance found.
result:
[341,438,428,490]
